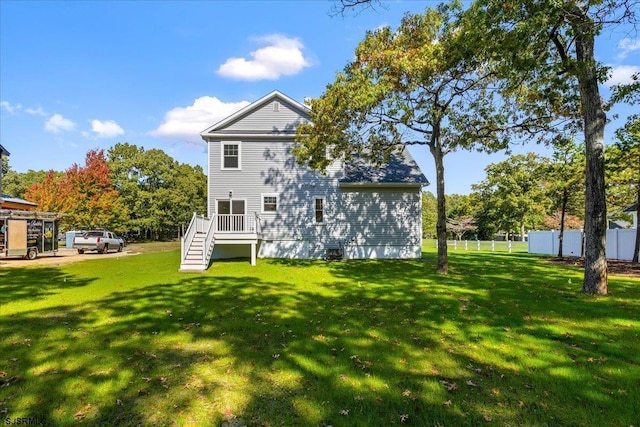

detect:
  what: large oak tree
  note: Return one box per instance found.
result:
[295,2,521,273]
[467,0,638,294]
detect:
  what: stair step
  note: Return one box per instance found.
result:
[182,261,205,266]
[181,229,214,272]
[180,265,207,272]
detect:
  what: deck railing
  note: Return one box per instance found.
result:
[215,214,258,233]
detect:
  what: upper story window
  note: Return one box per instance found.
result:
[262,193,278,213]
[221,142,240,170]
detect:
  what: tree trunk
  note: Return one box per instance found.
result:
[519,219,525,242]
[558,189,568,258]
[572,11,608,295]
[429,139,448,274]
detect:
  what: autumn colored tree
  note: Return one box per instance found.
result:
[2,165,54,199]
[25,149,128,231]
[23,170,67,212]
[65,149,129,230]
[108,143,206,239]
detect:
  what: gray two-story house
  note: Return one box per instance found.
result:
[179,91,429,271]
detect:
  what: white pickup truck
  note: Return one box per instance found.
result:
[72,230,124,254]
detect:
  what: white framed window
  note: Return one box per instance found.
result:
[261,193,278,213]
[314,198,324,223]
[221,142,241,170]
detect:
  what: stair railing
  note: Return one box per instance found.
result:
[181,212,198,265]
[202,214,217,265]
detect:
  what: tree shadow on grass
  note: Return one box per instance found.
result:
[0,266,95,307]
[1,256,639,425]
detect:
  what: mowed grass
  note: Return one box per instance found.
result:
[1,244,639,426]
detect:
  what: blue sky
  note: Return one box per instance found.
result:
[1,1,638,195]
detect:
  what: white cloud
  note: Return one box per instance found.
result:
[617,38,640,59]
[151,96,250,141]
[25,106,48,116]
[1,101,22,114]
[217,34,311,81]
[89,119,124,138]
[607,64,640,86]
[45,113,76,133]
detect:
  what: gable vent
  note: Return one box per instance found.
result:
[273,101,280,112]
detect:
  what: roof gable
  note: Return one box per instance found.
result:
[201,90,310,137]
[0,144,9,156]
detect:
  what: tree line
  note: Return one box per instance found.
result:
[422,123,639,263]
[2,143,207,240]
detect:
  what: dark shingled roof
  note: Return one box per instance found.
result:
[623,203,638,212]
[0,144,9,156]
[340,148,429,186]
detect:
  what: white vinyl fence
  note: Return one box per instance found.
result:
[607,229,638,261]
[528,229,638,261]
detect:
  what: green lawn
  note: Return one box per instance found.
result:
[1,245,639,426]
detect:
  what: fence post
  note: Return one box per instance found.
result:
[477,240,480,251]
[491,240,495,252]
[508,240,512,253]
[465,240,468,251]
[454,240,457,250]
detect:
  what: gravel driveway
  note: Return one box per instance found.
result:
[0,247,135,268]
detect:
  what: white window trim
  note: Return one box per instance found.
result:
[314,197,325,223]
[261,193,278,214]
[221,141,241,170]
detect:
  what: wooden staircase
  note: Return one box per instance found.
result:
[180,213,216,272]
[179,212,261,271]
[180,231,214,272]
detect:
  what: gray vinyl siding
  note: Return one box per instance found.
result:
[209,139,341,241]
[335,189,422,246]
[209,137,421,258]
[222,100,308,133]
